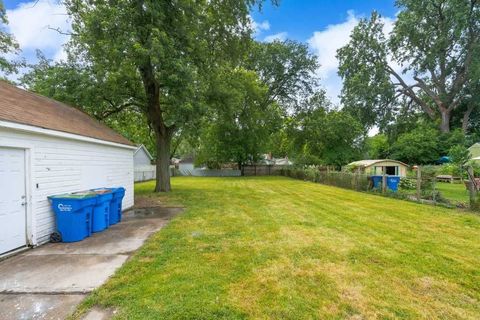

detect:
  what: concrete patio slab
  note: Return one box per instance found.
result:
[0,206,182,319]
[0,254,128,293]
[25,219,168,256]
[0,294,85,320]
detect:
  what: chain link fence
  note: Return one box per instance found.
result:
[280,166,479,211]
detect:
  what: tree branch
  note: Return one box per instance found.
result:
[413,76,445,109]
[47,26,77,37]
[386,65,436,119]
[96,99,139,120]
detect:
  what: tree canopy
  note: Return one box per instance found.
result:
[0,0,20,75]
[197,68,282,170]
[338,0,480,134]
[63,0,275,191]
[19,0,479,171]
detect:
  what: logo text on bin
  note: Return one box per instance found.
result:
[58,204,72,212]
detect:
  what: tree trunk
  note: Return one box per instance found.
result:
[155,133,171,192]
[139,60,174,192]
[439,110,451,133]
[462,104,475,133]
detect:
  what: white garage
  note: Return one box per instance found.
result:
[0,81,135,256]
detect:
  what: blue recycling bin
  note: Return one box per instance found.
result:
[370,176,383,189]
[386,176,401,192]
[90,189,113,232]
[48,193,97,242]
[103,187,126,225]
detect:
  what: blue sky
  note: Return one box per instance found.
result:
[3,0,398,103]
[251,0,396,43]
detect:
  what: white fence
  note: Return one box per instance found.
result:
[134,165,156,182]
[177,168,241,177]
[135,165,242,181]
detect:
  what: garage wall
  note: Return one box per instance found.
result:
[0,127,134,245]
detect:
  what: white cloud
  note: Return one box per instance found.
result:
[249,15,270,34]
[254,20,270,32]
[7,0,71,62]
[264,32,288,43]
[307,11,396,105]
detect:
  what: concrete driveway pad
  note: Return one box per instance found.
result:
[0,254,129,293]
[0,206,182,319]
[0,294,85,320]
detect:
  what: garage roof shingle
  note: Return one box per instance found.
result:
[0,81,134,146]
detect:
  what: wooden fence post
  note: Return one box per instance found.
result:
[467,166,479,210]
[416,166,421,201]
[355,172,359,191]
[352,172,355,191]
[382,171,387,194]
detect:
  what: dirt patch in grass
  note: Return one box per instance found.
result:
[134,196,165,208]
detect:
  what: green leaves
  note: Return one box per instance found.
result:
[338,1,480,133]
[337,12,395,130]
[247,40,320,111]
[197,67,281,167]
[0,0,21,75]
[286,92,363,166]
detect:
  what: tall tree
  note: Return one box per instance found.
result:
[338,0,480,133]
[21,54,156,151]
[65,0,273,192]
[289,92,364,166]
[247,40,319,111]
[0,0,20,75]
[196,40,320,168]
[197,68,282,171]
[390,125,442,164]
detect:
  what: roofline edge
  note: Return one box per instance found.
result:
[0,120,137,150]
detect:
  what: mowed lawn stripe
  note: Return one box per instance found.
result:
[73,176,480,320]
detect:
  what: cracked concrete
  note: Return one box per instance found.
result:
[0,206,182,320]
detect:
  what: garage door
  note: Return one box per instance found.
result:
[0,147,27,255]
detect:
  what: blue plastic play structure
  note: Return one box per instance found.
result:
[370,176,401,192]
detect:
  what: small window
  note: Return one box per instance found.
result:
[385,166,397,175]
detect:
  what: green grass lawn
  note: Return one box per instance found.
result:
[436,182,470,204]
[75,177,480,319]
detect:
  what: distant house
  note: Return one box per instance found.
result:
[134,145,155,182]
[273,157,293,166]
[346,159,409,177]
[134,145,153,166]
[0,81,135,255]
[261,153,293,166]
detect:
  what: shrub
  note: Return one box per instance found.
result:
[437,163,463,177]
[280,167,370,192]
[399,177,415,190]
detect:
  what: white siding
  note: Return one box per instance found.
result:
[0,126,134,245]
[134,147,152,167]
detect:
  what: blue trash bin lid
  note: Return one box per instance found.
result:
[103,187,125,198]
[49,192,97,212]
[49,193,96,199]
[91,188,112,194]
